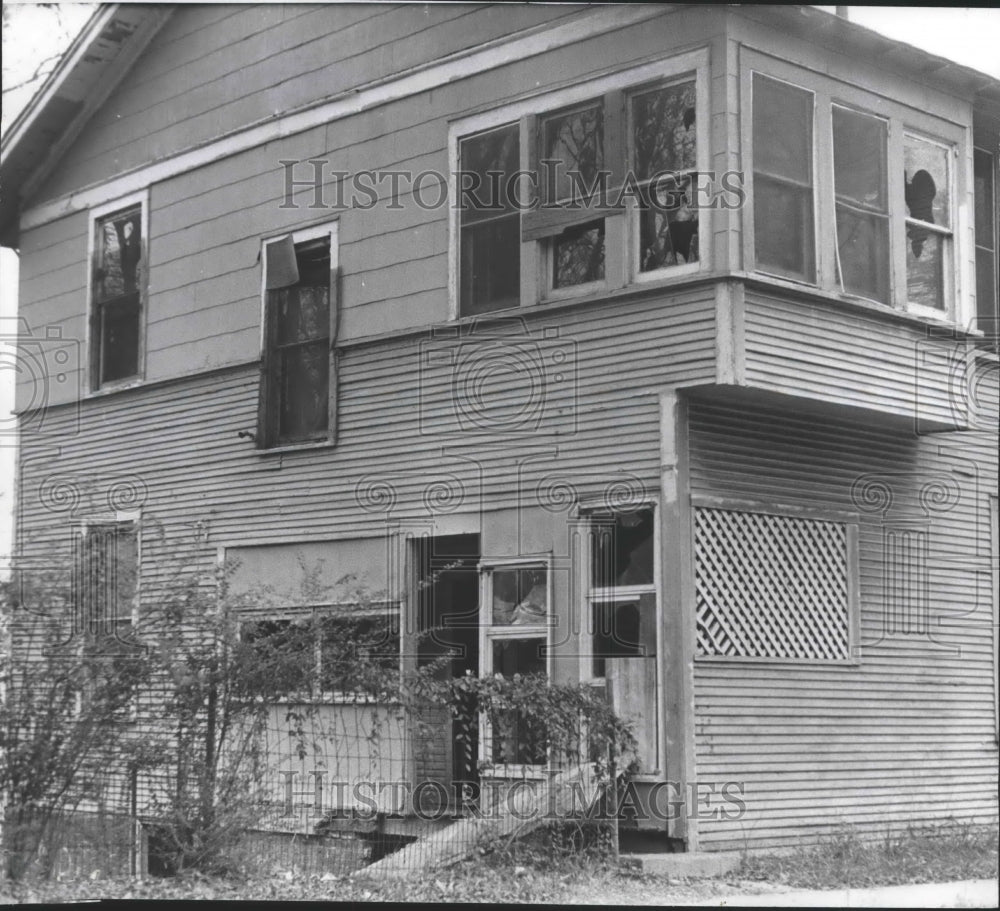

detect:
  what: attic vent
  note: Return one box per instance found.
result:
[694,507,851,661]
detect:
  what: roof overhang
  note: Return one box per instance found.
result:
[0,4,172,248]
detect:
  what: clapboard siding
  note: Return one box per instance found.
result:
[688,398,999,850]
[743,287,966,428]
[17,6,732,410]
[36,4,578,202]
[14,287,716,555]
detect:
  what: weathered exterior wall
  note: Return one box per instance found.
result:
[689,393,999,850]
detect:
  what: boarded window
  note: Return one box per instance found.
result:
[459,124,521,314]
[974,148,998,343]
[752,75,815,281]
[694,507,852,661]
[259,232,336,447]
[91,206,143,388]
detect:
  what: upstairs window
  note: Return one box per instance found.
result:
[749,64,966,323]
[904,134,953,313]
[974,148,998,343]
[752,75,815,282]
[459,124,521,315]
[258,224,338,448]
[832,105,889,304]
[89,196,146,390]
[454,51,707,317]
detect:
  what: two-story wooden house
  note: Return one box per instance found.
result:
[2,3,998,859]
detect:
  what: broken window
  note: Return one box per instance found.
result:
[91,206,143,388]
[632,79,699,272]
[752,75,815,281]
[481,562,549,767]
[974,148,998,343]
[904,135,952,311]
[833,106,890,303]
[259,227,337,448]
[456,54,705,314]
[459,124,521,314]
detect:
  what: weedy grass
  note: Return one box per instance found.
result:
[737,819,998,890]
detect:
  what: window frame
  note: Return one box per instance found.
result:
[478,555,554,776]
[237,600,401,705]
[86,190,149,394]
[448,48,710,320]
[257,220,340,451]
[743,54,970,326]
[72,511,142,721]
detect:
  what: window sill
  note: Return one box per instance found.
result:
[254,438,336,457]
[86,376,145,398]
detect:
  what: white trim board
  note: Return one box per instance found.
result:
[20,5,670,234]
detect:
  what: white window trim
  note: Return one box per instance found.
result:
[901,130,958,321]
[447,48,711,320]
[745,70,821,288]
[581,502,661,775]
[478,554,554,776]
[85,188,149,396]
[258,220,340,354]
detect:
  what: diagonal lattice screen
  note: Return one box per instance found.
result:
[694,507,851,660]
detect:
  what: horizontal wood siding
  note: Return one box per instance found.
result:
[688,395,999,850]
[743,287,968,428]
[16,7,727,410]
[36,3,578,202]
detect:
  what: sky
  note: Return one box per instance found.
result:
[1,3,999,573]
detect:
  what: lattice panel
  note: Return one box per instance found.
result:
[694,507,851,660]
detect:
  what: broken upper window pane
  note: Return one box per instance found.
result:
[95,208,141,304]
[905,137,950,229]
[592,508,654,588]
[753,75,815,281]
[833,106,889,302]
[632,81,696,179]
[541,102,604,204]
[492,566,548,626]
[638,177,698,271]
[553,219,605,287]
[459,124,521,314]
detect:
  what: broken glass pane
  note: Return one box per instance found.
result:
[638,177,698,271]
[553,219,605,287]
[542,102,604,204]
[492,567,548,626]
[632,80,696,179]
[592,508,654,587]
[904,137,950,229]
[95,209,141,304]
[100,298,140,383]
[906,230,944,310]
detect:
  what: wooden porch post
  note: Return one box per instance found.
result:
[660,389,698,849]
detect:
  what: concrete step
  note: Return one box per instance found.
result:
[620,850,741,878]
